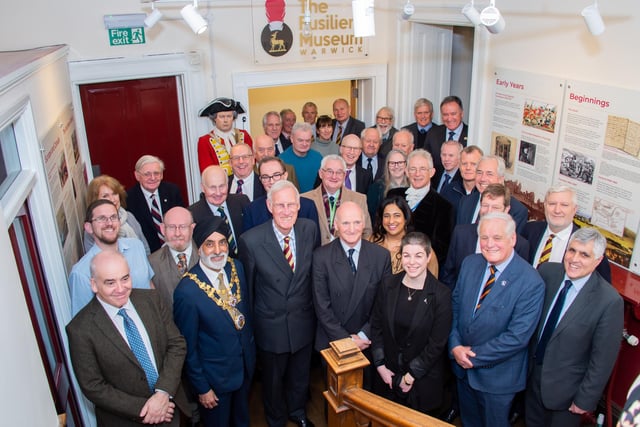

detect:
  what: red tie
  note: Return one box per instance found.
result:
[283,236,294,271]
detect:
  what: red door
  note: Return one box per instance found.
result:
[79,76,188,202]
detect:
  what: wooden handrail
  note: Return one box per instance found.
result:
[321,338,452,427]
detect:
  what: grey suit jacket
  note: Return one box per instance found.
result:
[312,239,392,351]
[66,290,188,426]
[301,186,372,245]
[238,218,319,354]
[532,263,623,411]
[148,243,199,310]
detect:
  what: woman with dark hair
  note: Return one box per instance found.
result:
[370,232,452,416]
[84,175,150,254]
[369,196,438,276]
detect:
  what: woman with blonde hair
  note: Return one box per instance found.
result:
[84,175,150,254]
[366,149,410,220]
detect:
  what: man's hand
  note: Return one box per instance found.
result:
[140,391,173,424]
[452,345,476,369]
[199,389,219,409]
[569,402,588,415]
[376,365,395,388]
[399,373,414,393]
[351,334,371,350]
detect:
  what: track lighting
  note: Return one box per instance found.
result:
[181,0,208,35]
[461,1,482,26]
[352,0,375,37]
[401,0,415,20]
[144,2,163,28]
[582,1,605,36]
[480,0,505,34]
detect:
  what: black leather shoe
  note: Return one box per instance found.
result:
[289,417,315,427]
[443,408,458,423]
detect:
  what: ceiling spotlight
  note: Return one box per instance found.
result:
[302,0,312,38]
[401,0,415,20]
[462,1,482,26]
[181,1,208,35]
[352,0,375,38]
[480,0,505,34]
[144,2,163,29]
[582,1,605,36]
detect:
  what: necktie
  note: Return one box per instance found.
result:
[419,128,427,135]
[348,248,357,274]
[150,194,165,244]
[535,280,573,364]
[236,179,244,194]
[367,157,373,174]
[537,234,555,266]
[117,308,158,391]
[336,124,343,145]
[217,207,237,255]
[216,272,229,296]
[438,173,451,192]
[345,170,352,190]
[283,236,294,271]
[448,130,455,141]
[476,265,496,311]
[177,253,187,274]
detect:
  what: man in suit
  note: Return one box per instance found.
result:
[312,202,392,386]
[242,156,319,234]
[525,228,623,427]
[262,111,291,156]
[521,184,610,281]
[441,184,530,289]
[359,127,385,181]
[402,97,436,150]
[67,250,187,427]
[425,96,469,179]
[148,207,198,311]
[302,155,372,246]
[69,199,154,316]
[173,216,255,427]
[449,212,544,427]
[391,129,415,155]
[228,143,265,202]
[387,149,454,267]
[280,108,296,149]
[189,165,250,257]
[332,98,366,144]
[253,134,299,189]
[457,155,529,234]
[373,106,398,157]
[239,180,319,427]
[434,140,465,216]
[340,134,373,194]
[127,155,185,253]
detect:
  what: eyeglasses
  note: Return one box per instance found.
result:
[164,224,192,232]
[376,116,392,121]
[140,171,162,179]
[259,171,285,182]
[230,154,254,161]
[322,168,345,177]
[388,161,406,168]
[92,214,120,224]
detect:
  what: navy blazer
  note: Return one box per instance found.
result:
[425,123,469,175]
[241,195,320,238]
[126,182,184,252]
[359,152,385,182]
[434,169,465,218]
[449,253,544,393]
[521,221,611,282]
[227,173,266,202]
[457,189,529,234]
[402,122,437,150]
[333,116,366,140]
[173,260,256,395]
[440,223,531,289]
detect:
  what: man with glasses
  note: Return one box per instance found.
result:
[253,134,299,189]
[387,149,454,266]
[339,134,372,195]
[127,155,185,253]
[228,143,264,202]
[242,157,319,234]
[302,154,372,246]
[372,106,398,157]
[69,199,154,316]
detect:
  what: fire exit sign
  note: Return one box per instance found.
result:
[108,28,146,46]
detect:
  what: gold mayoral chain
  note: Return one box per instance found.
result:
[185,260,246,330]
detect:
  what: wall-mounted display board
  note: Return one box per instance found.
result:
[491,68,640,274]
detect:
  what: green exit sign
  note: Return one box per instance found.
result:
[108,28,146,46]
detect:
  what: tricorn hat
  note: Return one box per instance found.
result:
[192,216,231,248]
[199,97,246,117]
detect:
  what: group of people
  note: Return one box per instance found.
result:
[65,94,624,427]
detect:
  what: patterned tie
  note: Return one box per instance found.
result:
[438,173,451,193]
[117,308,158,391]
[217,207,237,255]
[236,179,244,194]
[537,234,555,266]
[149,194,165,244]
[366,157,373,175]
[216,272,229,296]
[176,253,187,274]
[448,130,455,141]
[336,124,343,145]
[345,169,352,190]
[419,128,427,135]
[348,248,357,274]
[476,265,496,311]
[535,280,572,364]
[283,236,294,271]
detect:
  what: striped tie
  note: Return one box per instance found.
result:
[236,179,244,194]
[537,234,555,266]
[149,194,165,244]
[217,207,237,255]
[283,236,294,271]
[336,124,343,145]
[476,265,496,311]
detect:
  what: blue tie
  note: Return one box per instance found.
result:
[535,280,573,364]
[118,308,158,391]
